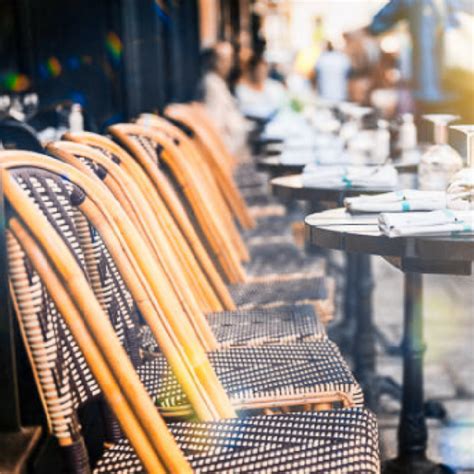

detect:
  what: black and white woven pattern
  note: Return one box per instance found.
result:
[8,164,380,473]
[243,215,296,239]
[230,273,327,309]
[137,340,364,413]
[245,241,324,276]
[139,304,325,350]
[7,219,101,447]
[208,304,326,346]
[94,408,380,473]
[11,168,359,413]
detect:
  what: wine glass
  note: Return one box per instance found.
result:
[419,114,462,190]
[447,125,474,210]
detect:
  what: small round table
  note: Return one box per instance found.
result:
[306,208,474,474]
[271,176,406,409]
[258,156,418,178]
[256,156,306,176]
[271,173,399,206]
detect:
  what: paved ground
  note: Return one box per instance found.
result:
[331,253,474,472]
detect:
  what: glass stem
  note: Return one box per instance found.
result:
[467,134,474,168]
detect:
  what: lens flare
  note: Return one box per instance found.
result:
[47,56,62,78]
[439,422,474,470]
[106,32,123,63]
[2,72,30,92]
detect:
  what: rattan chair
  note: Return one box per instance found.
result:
[106,124,333,313]
[48,140,327,347]
[1,153,361,418]
[65,129,334,322]
[4,167,380,472]
[166,103,295,215]
[134,114,323,271]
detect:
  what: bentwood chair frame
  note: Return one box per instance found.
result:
[63,131,237,309]
[1,153,234,422]
[1,153,361,417]
[60,131,330,312]
[3,164,380,474]
[4,167,192,472]
[107,123,333,313]
[108,123,249,284]
[47,140,328,348]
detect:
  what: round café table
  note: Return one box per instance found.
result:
[271,173,402,206]
[271,175,409,409]
[256,156,305,176]
[258,156,418,177]
[306,208,474,474]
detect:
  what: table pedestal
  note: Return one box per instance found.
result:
[353,254,401,411]
[328,253,357,351]
[383,272,454,474]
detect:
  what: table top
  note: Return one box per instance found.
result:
[258,156,418,176]
[257,156,304,175]
[271,174,396,204]
[305,208,474,274]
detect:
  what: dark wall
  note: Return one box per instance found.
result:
[0,0,201,128]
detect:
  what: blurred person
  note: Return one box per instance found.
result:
[198,42,249,157]
[235,55,287,118]
[295,16,325,77]
[314,41,351,102]
[344,31,378,105]
[368,0,473,113]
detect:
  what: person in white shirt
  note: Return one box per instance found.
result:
[315,41,351,102]
[199,42,250,158]
[235,55,287,119]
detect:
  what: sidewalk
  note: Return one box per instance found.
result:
[372,258,474,471]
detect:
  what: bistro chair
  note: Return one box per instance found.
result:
[135,113,326,270]
[107,124,333,316]
[111,123,248,284]
[167,103,293,212]
[0,118,44,153]
[60,132,331,319]
[4,166,380,473]
[60,132,333,322]
[4,213,379,473]
[48,139,327,347]
[1,152,362,418]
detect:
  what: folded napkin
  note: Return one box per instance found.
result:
[447,168,474,210]
[378,209,474,237]
[301,165,398,189]
[345,190,447,213]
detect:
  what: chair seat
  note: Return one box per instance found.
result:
[137,341,363,414]
[245,241,323,276]
[230,273,327,309]
[208,304,326,346]
[93,408,380,473]
[141,304,326,349]
[244,215,296,239]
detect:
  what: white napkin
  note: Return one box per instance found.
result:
[378,209,474,237]
[447,168,474,210]
[345,190,447,213]
[301,165,398,189]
